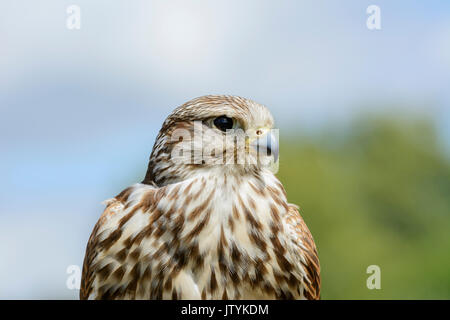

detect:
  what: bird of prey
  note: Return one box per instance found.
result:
[80,95,320,300]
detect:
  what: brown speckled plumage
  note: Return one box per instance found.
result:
[80,95,320,300]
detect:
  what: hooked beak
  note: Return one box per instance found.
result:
[250,130,279,162]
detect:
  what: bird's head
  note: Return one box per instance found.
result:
[143,95,279,186]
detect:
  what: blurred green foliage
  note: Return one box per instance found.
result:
[278,115,450,299]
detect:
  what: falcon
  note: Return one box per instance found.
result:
[80,95,320,300]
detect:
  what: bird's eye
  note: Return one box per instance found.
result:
[213,116,234,132]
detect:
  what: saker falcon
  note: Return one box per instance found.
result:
[80,95,320,300]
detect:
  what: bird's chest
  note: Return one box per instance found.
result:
[177,178,295,299]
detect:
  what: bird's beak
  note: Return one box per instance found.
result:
[250,129,279,162]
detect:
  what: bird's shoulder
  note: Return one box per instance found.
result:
[283,203,321,300]
[80,183,160,299]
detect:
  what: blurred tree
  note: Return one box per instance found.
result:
[279,115,450,299]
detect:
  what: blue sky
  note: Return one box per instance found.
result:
[1,0,449,298]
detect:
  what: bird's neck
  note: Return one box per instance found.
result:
[152,167,290,253]
[143,152,267,188]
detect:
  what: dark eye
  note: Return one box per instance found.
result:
[213,116,234,132]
